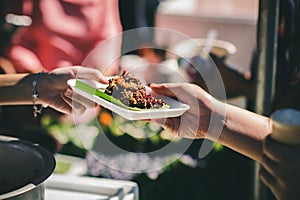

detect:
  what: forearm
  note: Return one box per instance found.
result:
[0,74,34,105]
[216,103,273,162]
[0,74,28,86]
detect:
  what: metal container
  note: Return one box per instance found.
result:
[271,108,300,145]
[0,135,55,200]
[1,185,45,200]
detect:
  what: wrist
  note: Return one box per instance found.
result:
[34,72,48,104]
[204,99,227,141]
[31,71,48,117]
[218,104,273,161]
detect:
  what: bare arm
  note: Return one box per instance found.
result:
[0,66,108,113]
[0,73,32,105]
[151,83,273,162]
[219,103,273,162]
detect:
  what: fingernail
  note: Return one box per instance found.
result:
[100,76,109,83]
[65,88,73,97]
[150,83,159,87]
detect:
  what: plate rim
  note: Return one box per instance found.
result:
[67,79,190,120]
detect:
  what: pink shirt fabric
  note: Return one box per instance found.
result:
[4,0,122,74]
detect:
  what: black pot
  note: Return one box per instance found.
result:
[0,135,55,200]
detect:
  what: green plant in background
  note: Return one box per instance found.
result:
[42,108,252,200]
[41,115,99,157]
[41,108,254,200]
[95,108,183,147]
[42,107,224,159]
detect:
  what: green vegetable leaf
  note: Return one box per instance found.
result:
[75,79,141,111]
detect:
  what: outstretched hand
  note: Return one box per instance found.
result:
[38,66,108,114]
[150,83,225,140]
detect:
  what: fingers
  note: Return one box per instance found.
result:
[50,66,109,84]
[71,66,109,84]
[152,117,180,136]
[62,92,86,114]
[151,83,207,116]
[150,83,178,97]
[46,66,108,113]
[261,155,280,179]
[152,118,170,129]
[150,83,197,104]
[259,166,278,194]
[49,95,72,114]
[260,136,293,182]
[263,136,295,163]
[63,88,96,114]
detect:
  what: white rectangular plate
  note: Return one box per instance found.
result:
[67,79,190,120]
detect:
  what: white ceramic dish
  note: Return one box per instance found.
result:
[67,79,190,120]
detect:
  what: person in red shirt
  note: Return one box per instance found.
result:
[0,0,122,75]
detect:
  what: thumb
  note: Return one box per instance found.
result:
[150,83,179,97]
[71,67,109,84]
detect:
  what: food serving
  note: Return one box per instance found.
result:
[67,72,189,120]
[105,71,168,109]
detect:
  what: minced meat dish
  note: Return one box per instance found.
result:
[105,71,167,109]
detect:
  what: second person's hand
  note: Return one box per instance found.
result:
[150,83,225,140]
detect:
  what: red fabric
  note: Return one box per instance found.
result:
[3,0,122,74]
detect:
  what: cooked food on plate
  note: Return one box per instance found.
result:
[105,71,168,109]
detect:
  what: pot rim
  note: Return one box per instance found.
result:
[0,135,55,199]
[0,183,39,199]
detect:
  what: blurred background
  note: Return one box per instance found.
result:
[0,0,260,199]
